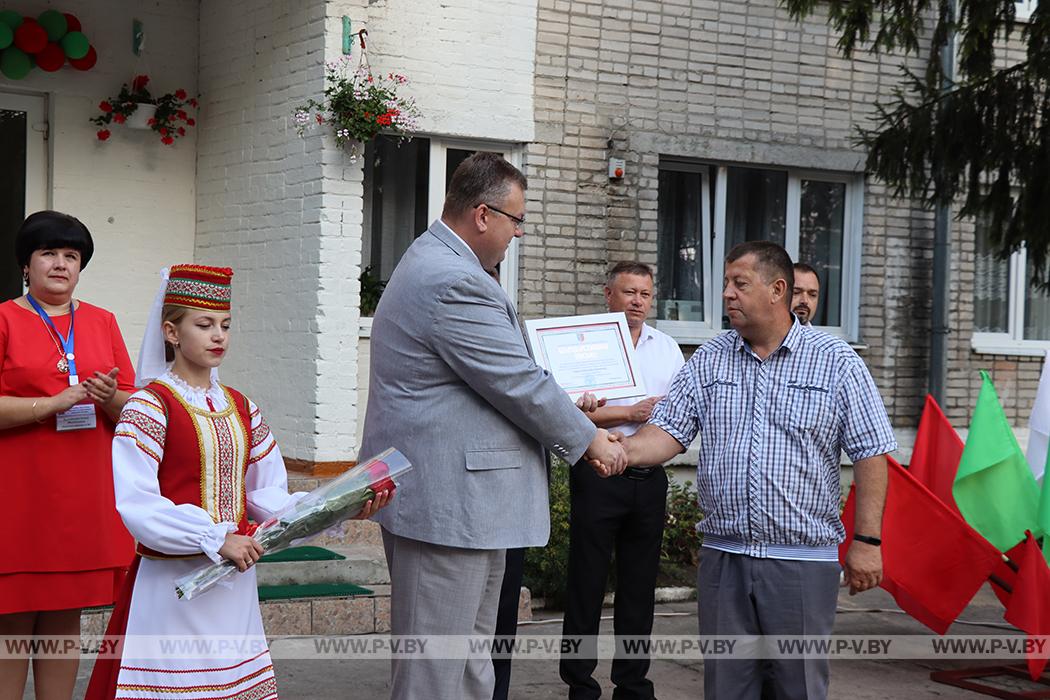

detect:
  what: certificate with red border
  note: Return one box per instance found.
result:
[524,312,646,401]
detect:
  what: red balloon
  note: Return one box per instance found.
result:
[35,42,63,71]
[68,44,96,70]
[62,13,81,33]
[14,19,46,54]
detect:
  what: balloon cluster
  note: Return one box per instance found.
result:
[0,9,96,80]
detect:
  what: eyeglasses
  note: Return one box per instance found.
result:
[479,203,525,228]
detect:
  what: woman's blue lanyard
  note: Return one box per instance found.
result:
[26,294,78,384]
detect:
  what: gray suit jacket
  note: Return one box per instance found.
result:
[363,221,596,549]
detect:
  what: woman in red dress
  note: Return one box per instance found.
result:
[0,211,136,700]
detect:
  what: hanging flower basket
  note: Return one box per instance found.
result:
[90,74,197,144]
[123,102,156,129]
[293,49,421,161]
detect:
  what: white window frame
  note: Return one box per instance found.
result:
[360,135,522,337]
[653,161,865,344]
[971,247,1050,356]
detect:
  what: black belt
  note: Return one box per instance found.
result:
[620,466,661,481]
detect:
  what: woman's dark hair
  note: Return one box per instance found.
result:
[15,210,94,270]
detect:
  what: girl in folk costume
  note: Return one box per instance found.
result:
[86,265,390,700]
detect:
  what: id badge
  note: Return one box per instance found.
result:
[55,402,97,432]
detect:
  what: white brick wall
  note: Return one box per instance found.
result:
[196,0,330,460]
[0,0,199,356]
[360,0,538,142]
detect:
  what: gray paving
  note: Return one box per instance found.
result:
[32,584,1034,698]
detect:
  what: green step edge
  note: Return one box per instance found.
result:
[258,545,347,563]
[257,582,372,600]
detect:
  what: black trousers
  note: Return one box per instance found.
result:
[560,461,668,700]
[492,547,525,700]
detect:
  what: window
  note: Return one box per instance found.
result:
[972,219,1050,353]
[655,160,863,342]
[1016,0,1038,21]
[0,92,47,302]
[361,136,521,314]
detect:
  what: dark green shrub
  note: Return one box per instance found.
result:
[524,461,704,606]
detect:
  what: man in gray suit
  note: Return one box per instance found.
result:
[362,152,626,699]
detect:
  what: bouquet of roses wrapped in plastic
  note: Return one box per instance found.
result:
[174,447,409,600]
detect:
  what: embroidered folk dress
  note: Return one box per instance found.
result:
[90,370,296,700]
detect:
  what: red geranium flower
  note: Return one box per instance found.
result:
[159,127,168,136]
[189,98,198,108]
[132,74,149,93]
[176,110,187,120]
[174,89,187,100]
[96,129,110,141]
[161,135,174,145]
[99,101,112,113]
[113,114,126,124]
[147,118,156,126]
[177,127,186,136]
[185,118,195,126]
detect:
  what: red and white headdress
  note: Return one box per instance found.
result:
[163,264,234,311]
[135,264,235,386]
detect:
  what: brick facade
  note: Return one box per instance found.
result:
[524,0,1040,439]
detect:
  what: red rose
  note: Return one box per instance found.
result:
[96,129,110,141]
[99,101,112,112]
[175,89,187,100]
[113,114,126,124]
[185,118,195,126]
[161,135,174,145]
[132,74,149,93]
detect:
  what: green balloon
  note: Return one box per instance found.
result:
[0,47,31,80]
[0,11,22,30]
[60,31,88,60]
[37,10,67,41]
[0,23,11,51]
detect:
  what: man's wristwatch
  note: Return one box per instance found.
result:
[853,533,882,546]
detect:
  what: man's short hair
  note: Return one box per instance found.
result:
[606,261,653,286]
[442,152,528,218]
[725,241,794,300]
[793,262,820,287]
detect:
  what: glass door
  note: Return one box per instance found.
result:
[0,92,47,301]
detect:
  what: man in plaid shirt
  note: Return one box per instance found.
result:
[621,241,896,699]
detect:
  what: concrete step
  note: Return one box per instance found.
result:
[256,545,389,587]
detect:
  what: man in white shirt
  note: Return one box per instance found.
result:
[560,261,686,700]
[791,262,821,326]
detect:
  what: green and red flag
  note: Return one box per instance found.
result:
[954,371,1042,551]
[840,457,1003,634]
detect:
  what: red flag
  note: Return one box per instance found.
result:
[1003,532,1050,681]
[839,457,1003,634]
[908,394,963,514]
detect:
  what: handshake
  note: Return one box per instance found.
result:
[584,428,627,477]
